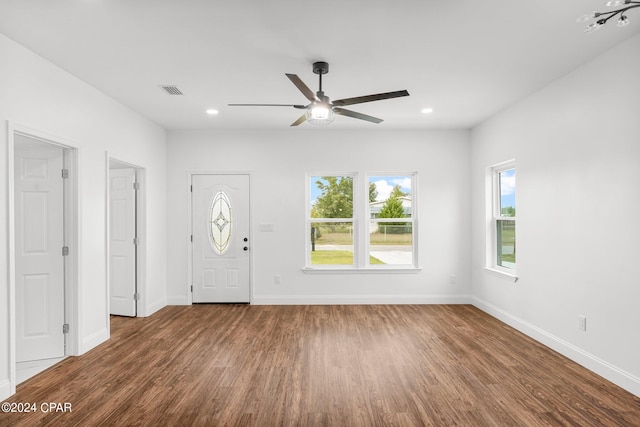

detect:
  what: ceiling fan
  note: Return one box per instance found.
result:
[228,62,409,126]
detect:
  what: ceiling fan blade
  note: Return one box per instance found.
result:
[333,107,383,124]
[290,113,307,127]
[228,103,306,108]
[332,90,409,107]
[285,74,317,103]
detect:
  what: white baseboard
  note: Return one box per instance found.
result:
[0,379,11,400]
[80,327,109,355]
[167,296,189,305]
[252,294,473,305]
[472,297,640,397]
[141,297,167,317]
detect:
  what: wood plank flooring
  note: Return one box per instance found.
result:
[2,305,639,426]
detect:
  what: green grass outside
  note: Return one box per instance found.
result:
[311,250,385,265]
[315,232,412,246]
[498,227,516,263]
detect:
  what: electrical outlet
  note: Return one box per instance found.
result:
[578,315,587,332]
[448,275,456,285]
[274,275,281,285]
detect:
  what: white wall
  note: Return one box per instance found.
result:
[0,34,167,399]
[470,33,640,395]
[167,129,471,304]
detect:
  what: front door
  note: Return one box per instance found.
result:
[14,135,66,362]
[109,167,137,316]
[192,174,250,303]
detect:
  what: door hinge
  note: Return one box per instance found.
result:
[190,285,193,293]
[63,324,70,334]
[62,246,69,256]
[190,185,193,192]
[190,235,193,242]
[133,237,139,246]
[61,169,69,179]
[134,293,141,301]
[133,182,140,190]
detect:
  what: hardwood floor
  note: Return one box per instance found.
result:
[2,305,639,426]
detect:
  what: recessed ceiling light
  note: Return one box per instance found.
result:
[421,108,434,114]
[206,109,219,115]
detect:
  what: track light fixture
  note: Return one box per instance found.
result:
[577,0,640,32]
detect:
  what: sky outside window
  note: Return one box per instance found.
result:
[499,168,516,216]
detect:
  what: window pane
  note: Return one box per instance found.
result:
[499,168,516,217]
[369,222,413,265]
[310,176,353,219]
[368,175,412,219]
[310,222,354,265]
[497,220,516,269]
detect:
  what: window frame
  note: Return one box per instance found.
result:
[365,173,416,269]
[306,173,358,269]
[305,172,419,271]
[487,160,516,275]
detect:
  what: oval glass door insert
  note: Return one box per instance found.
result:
[209,191,232,254]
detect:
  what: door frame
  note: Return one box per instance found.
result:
[7,121,79,395]
[187,172,253,305]
[106,155,146,319]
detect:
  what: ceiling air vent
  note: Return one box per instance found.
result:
[159,85,184,95]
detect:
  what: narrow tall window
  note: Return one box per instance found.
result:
[308,175,355,266]
[492,163,516,271]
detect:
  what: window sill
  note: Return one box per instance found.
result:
[303,267,422,274]
[483,267,518,282]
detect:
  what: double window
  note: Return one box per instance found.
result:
[307,173,416,269]
[489,161,516,272]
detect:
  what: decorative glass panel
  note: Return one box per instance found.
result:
[209,191,232,255]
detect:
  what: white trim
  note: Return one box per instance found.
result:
[483,266,518,282]
[142,297,167,317]
[473,297,640,397]
[105,154,148,318]
[253,294,472,305]
[167,296,190,305]
[487,160,516,273]
[0,379,11,401]
[6,121,81,397]
[80,327,108,354]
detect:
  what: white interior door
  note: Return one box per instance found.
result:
[192,174,250,303]
[109,168,137,316]
[14,136,65,362]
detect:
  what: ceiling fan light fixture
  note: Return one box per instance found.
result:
[229,61,409,126]
[306,104,335,125]
[617,14,630,26]
[578,1,639,31]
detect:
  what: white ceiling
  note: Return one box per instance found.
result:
[1,0,638,130]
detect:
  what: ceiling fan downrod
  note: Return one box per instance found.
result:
[313,61,329,100]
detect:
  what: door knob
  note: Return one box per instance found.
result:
[244,237,248,242]
[243,246,248,251]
